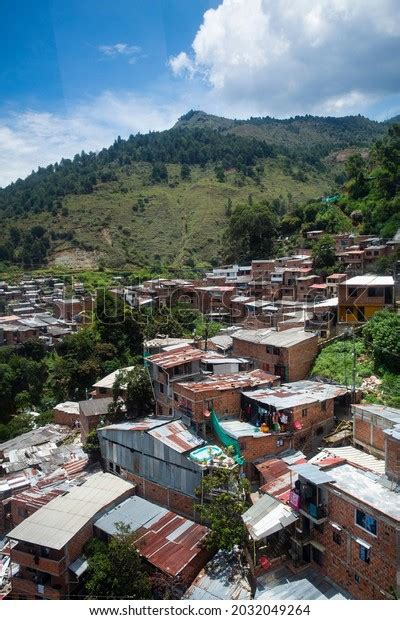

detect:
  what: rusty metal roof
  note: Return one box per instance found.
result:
[147,345,208,369]
[147,421,204,453]
[134,510,209,577]
[175,370,279,394]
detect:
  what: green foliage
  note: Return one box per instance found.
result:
[83,429,101,461]
[85,524,151,599]
[311,235,337,273]
[95,290,143,358]
[109,367,154,420]
[225,202,278,263]
[196,469,249,551]
[363,310,400,374]
[311,338,374,387]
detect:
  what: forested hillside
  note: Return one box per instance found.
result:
[0,112,397,271]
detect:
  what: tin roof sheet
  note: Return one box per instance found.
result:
[7,473,133,549]
[242,494,298,540]
[309,447,385,475]
[182,550,252,600]
[147,346,208,369]
[92,367,134,389]
[290,464,337,485]
[147,421,204,453]
[175,370,279,394]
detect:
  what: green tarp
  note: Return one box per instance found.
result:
[210,408,246,465]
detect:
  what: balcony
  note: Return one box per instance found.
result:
[12,577,64,599]
[11,548,66,577]
[299,501,327,524]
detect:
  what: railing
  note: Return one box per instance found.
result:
[11,549,66,577]
[300,501,327,521]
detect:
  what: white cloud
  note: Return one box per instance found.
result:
[98,43,142,63]
[169,0,400,117]
[0,92,185,187]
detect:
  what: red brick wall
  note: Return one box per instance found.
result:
[124,472,196,520]
[53,408,79,428]
[232,335,318,381]
[313,490,398,599]
[353,412,392,456]
[385,434,400,483]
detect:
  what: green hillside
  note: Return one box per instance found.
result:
[0,112,395,271]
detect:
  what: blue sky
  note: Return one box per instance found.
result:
[1,0,399,186]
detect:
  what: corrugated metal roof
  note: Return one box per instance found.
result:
[232,327,317,347]
[343,275,394,286]
[101,418,167,432]
[95,496,168,535]
[309,446,385,475]
[92,367,134,389]
[134,511,209,577]
[79,398,113,417]
[175,370,278,394]
[147,345,206,369]
[182,550,252,600]
[147,421,204,453]
[352,404,400,424]
[290,464,337,485]
[7,473,133,550]
[242,494,298,540]
[329,464,400,520]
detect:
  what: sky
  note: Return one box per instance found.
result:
[1,0,400,186]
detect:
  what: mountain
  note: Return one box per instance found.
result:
[0,112,395,271]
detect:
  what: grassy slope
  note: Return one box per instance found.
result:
[11,160,332,269]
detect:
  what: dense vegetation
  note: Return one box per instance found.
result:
[312,310,400,407]
[0,292,219,440]
[0,112,396,270]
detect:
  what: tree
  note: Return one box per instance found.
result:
[312,234,336,272]
[224,202,277,263]
[83,429,101,462]
[180,163,191,180]
[363,310,400,373]
[85,525,151,599]
[95,290,143,357]
[109,367,154,420]
[195,468,249,551]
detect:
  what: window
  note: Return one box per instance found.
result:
[359,543,370,563]
[333,531,341,545]
[115,464,121,475]
[109,461,114,471]
[355,509,377,536]
[348,287,358,297]
[354,574,361,584]
[302,408,308,418]
[266,345,280,355]
[367,287,383,298]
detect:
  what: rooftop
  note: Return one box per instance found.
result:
[7,472,133,549]
[79,397,113,417]
[96,495,209,578]
[242,493,298,541]
[92,367,134,390]
[147,345,210,369]
[309,446,385,476]
[53,402,80,416]
[343,274,394,286]
[352,403,400,425]
[175,370,279,394]
[232,327,317,347]
[182,550,251,600]
[328,464,400,521]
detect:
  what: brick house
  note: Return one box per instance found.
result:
[147,345,224,417]
[287,437,400,600]
[91,366,134,399]
[79,397,113,443]
[7,473,134,599]
[338,275,395,323]
[220,381,346,467]
[232,327,319,382]
[173,370,280,434]
[352,404,400,458]
[52,402,80,428]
